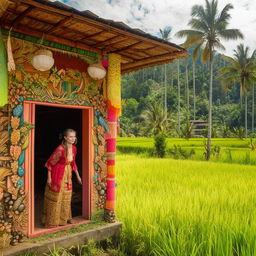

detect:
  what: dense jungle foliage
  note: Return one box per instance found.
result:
[120,50,254,138]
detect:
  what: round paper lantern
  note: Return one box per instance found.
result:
[87,62,106,80]
[31,49,54,71]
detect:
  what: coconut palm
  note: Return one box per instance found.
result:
[252,83,255,133]
[220,44,256,137]
[141,101,172,136]
[176,0,243,160]
[160,27,172,114]
[192,61,196,120]
[177,59,181,135]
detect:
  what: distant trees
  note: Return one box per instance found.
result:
[176,0,243,159]
[140,102,172,136]
[220,44,256,138]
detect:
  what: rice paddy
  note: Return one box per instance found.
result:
[117,138,256,165]
[116,139,256,256]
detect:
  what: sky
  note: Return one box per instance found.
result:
[54,0,256,56]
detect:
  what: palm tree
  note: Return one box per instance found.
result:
[220,44,256,138]
[185,59,189,112]
[177,59,181,135]
[252,84,255,133]
[141,101,172,136]
[176,0,243,160]
[192,61,196,120]
[160,27,172,114]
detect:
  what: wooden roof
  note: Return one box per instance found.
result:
[0,0,188,73]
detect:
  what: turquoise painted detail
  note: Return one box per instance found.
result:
[17,166,25,177]
[18,151,25,166]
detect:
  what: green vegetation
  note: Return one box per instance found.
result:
[116,154,256,256]
[153,132,167,158]
[120,4,255,145]
[117,137,256,165]
[27,210,105,243]
[220,44,256,137]
[20,240,123,256]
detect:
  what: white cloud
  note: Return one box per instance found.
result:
[53,0,256,56]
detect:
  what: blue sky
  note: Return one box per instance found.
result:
[51,0,256,56]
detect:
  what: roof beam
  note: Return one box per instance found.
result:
[118,52,137,62]
[6,10,102,43]
[92,35,125,47]
[136,46,158,52]
[101,38,128,52]
[45,15,73,34]
[122,59,175,74]
[124,48,152,58]
[121,52,186,70]
[2,23,102,54]
[79,30,106,41]
[9,0,185,52]
[109,41,144,54]
[11,6,35,26]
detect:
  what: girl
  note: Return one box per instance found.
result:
[42,129,82,228]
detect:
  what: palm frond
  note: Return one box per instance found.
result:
[221,54,235,64]
[191,4,206,20]
[219,66,238,74]
[188,18,208,32]
[183,35,204,48]
[217,3,233,24]
[175,29,203,39]
[201,44,210,63]
[218,29,243,40]
[214,40,226,51]
[192,42,203,61]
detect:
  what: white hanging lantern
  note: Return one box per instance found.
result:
[31,49,54,71]
[87,62,106,80]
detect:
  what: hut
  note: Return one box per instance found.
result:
[190,120,208,137]
[0,0,187,248]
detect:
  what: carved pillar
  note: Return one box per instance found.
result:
[104,53,121,222]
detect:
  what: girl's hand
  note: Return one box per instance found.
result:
[47,176,52,187]
[74,170,82,185]
[77,175,82,185]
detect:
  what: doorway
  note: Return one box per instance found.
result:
[23,101,93,237]
[34,105,83,230]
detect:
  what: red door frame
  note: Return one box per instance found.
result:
[23,100,94,237]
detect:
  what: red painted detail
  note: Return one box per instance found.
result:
[52,52,89,73]
[24,100,94,237]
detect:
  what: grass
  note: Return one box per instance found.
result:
[27,210,106,243]
[20,138,256,255]
[116,154,256,256]
[117,138,256,165]
[20,241,123,256]
[117,137,250,148]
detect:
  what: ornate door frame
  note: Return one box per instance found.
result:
[23,100,94,237]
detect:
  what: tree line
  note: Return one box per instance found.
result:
[120,0,256,159]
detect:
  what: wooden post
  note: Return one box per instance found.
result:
[105,53,121,222]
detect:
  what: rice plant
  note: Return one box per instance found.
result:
[117,138,256,165]
[116,154,256,256]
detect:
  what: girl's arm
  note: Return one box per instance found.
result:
[74,170,82,184]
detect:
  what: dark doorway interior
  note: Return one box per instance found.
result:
[34,105,83,229]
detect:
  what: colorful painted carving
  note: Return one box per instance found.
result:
[104,53,121,223]
[0,36,113,248]
[0,28,8,106]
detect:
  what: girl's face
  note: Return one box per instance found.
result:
[64,131,76,145]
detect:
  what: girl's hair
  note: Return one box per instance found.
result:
[60,129,77,156]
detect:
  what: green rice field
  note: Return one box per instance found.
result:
[116,154,256,256]
[117,138,256,165]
